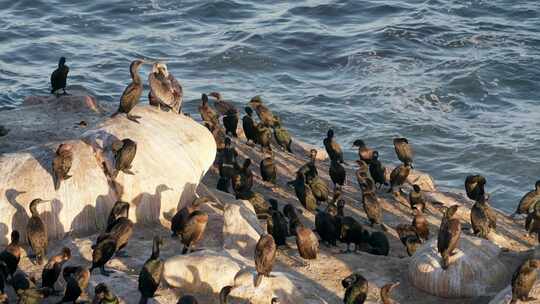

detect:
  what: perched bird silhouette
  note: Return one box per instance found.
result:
[50,57,69,96]
[111,59,146,123]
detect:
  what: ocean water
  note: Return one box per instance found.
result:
[0,0,539,213]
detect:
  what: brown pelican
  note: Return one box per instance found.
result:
[148,62,183,114]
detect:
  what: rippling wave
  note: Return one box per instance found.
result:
[1,0,539,212]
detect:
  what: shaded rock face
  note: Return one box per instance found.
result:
[489,282,540,304]
[408,235,508,298]
[0,93,216,245]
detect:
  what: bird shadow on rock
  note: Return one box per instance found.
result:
[40,198,65,242]
[28,145,57,187]
[69,204,98,240]
[0,223,9,245]
[6,188,30,241]
[132,184,173,225]
[92,183,123,232]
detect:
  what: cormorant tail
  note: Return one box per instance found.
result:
[287,142,293,154]
[54,175,61,191]
[254,273,263,287]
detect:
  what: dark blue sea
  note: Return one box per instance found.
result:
[1,0,539,213]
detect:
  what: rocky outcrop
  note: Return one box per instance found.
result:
[163,191,327,304]
[408,236,508,298]
[0,92,216,245]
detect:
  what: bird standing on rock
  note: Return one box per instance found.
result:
[256,123,273,153]
[437,205,461,270]
[248,96,275,127]
[315,207,339,247]
[309,174,329,204]
[223,110,239,138]
[138,236,164,304]
[198,94,220,128]
[106,201,130,231]
[293,172,317,211]
[50,57,69,96]
[393,137,413,167]
[339,216,370,253]
[295,149,319,185]
[105,216,134,257]
[361,179,382,227]
[273,116,293,153]
[526,201,540,242]
[41,247,71,292]
[232,158,253,194]
[283,204,302,237]
[353,139,374,164]
[355,160,369,185]
[148,62,183,113]
[295,224,319,266]
[111,59,145,123]
[217,138,238,193]
[209,92,237,116]
[254,234,276,287]
[52,143,73,191]
[260,152,277,185]
[511,259,540,304]
[60,266,90,304]
[323,129,344,163]
[409,184,426,211]
[396,224,422,256]
[93,283,120,304]
[369,151,386,189]
[90,234,117,276]
[0,230,22,279]
[170,197,209,238]
[27,198,50,265]
[470,196,497,239]
[342,273,368,304]
[514,180,540,216]
[210,92,238,137]
[179,210,208,254]
[268,199,288,247]
[388,163,411,194]
[112,138,137,177]
[242,107,258,145]
[464,175,486,202]
[329,158,346,190]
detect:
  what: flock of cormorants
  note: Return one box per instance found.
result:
[0,57,538,303]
